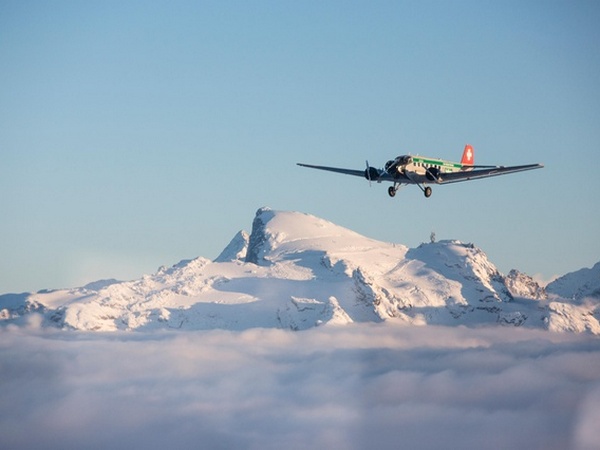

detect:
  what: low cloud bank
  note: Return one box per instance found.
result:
[1,323,599,450]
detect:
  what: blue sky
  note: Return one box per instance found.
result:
[1,0,599,293]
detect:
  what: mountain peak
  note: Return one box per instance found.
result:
[215,230,249,263]
[505,269,546,300]
[244,207,371,265]
[546,261,600,301]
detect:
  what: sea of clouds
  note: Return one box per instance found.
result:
[1,319,600,450]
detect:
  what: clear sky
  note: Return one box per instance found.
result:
[1,0,599,293]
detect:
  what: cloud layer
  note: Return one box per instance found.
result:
[1,323,600,450]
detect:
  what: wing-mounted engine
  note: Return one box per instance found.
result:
[364,166,380,182]
[425,166,441,182]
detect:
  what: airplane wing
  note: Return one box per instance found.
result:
[438,163,544,184]
[296,163,365,177]
[296,163,396,181]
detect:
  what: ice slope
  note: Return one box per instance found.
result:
[543,262,600,333]
[1,207,599,333]
[546,261,600,301]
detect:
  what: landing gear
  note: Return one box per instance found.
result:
[416,183,433,198]
[388,183,430,198]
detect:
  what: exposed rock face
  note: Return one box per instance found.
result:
[505,269,546,300]
[245,207,275,265]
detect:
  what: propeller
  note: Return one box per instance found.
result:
[364,160,382,185]
[364,160,381,186]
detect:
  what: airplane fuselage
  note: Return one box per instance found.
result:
[385,155,468,184]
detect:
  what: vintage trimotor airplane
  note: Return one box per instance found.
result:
[297,145,543,198]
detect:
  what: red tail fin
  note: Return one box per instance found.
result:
[461,144,474,165]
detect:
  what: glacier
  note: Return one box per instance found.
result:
[1,207,599,334]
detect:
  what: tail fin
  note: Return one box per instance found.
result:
[460,144,474,165]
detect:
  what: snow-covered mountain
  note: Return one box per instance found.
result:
[546,262,600,301]
[2,207,599,334]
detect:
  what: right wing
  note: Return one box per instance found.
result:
[438,163,544,184]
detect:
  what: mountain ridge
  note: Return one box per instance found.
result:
[1,207,599,334]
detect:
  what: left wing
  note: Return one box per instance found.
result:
[296,163,365,178]
[438,163,544,184]
[296,163,396,181]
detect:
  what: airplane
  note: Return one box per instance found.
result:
[297,144,543,198]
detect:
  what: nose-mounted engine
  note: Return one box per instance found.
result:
[384,155,412,175]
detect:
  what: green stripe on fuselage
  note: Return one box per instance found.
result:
[411,156,463,170]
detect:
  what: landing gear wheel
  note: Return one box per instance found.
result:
[424,186,432,198]
[388,186,396,197]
